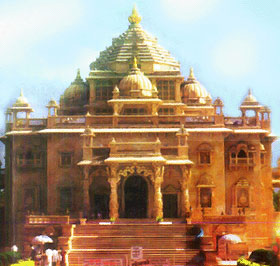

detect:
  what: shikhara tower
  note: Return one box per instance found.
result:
[1,6,276,264]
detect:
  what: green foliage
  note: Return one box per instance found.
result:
[156,216,163,222]
[237,257,269,266]
[0,252,21,266]
[11,259,34,266]
[110,217,116,222]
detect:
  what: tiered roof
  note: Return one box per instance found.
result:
[90,6,180,73]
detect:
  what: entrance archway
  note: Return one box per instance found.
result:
[124,175,148,218]
[89,175,110,219]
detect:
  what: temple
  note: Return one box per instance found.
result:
[1,6,277,265]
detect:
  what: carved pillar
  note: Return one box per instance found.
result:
[107,164,120,219]
[152,164,164,218]
[82,166,90,217]
[180,165,191,217]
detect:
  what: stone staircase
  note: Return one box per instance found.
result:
[62,221,205,266]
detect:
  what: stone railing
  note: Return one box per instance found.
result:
[53,116,86,127]
[7,113,270,131]
[225,116,271,130]
[25,215,70,225]
[224,117,243,126]
[12,118,47,130]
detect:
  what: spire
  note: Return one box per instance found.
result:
[76,68,81,79]
[13,89,30,107]
[128,4,142,25]
[133,57,138,69]
[187,67,196,82]
[189,67,195,78]
[72,68,83,84]
[75,68,83,82]
[241,88,259,106]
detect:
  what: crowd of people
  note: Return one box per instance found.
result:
[30,244,66,266]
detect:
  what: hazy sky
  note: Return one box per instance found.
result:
[0,0,280,164]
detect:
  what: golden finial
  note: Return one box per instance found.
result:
[189,67,195,78]
[20,88,24,97]
[248,88,252,96]
[128,4,142,25]
[133,57,138,69]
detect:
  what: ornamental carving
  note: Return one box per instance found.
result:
[151,164,164,184]
[180,165,191,181]
[118,165,153,179]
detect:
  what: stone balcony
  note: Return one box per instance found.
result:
[6,113,271,132]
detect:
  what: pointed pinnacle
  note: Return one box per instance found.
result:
[128,4,142,25]
[189,67,195,78]
[76,68,81,79]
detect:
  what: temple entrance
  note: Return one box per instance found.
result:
[93,194,109,219]
[163,194,178,218]
[124,175,148,218]
[89,177,110,219]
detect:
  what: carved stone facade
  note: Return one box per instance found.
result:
[1,6,276,254]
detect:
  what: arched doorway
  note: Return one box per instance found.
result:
[124,175,148,218]
[89,174,110,219]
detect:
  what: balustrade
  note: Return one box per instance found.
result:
[25,215,70,224]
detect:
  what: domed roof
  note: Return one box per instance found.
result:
[119,58,153,98]
[13,89,30,107]
[90,6,180,73]
[46,98,58,108]
[241,89,259,107]
[60,69,88,114]
[181,68,211,104]
[214,97,224,106]
[63,69,87,99]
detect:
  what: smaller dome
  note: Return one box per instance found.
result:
[262,105,271,113]
[181,68,211,104]
[13,89,30,107]
[119,57,153,98]
[214,97,224,106]
[60,69,88,114]
[46,98,58,108]
[64,69,87,99]
[241,89,259,106]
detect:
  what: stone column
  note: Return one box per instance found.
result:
[152,164,164,218]
[82,166,90,217]
[180,165,191,217]
[107,164,120,219]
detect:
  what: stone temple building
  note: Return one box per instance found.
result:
[1,6,277,265]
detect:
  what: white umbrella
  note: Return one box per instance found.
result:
[220,234,242,244]
[32,235,53,245]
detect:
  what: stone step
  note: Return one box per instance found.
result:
[73,223,195,236]
[67,249,200,266]
[71,237,194,249]
[65,222,204,266]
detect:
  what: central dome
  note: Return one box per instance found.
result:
[119,58,153,98]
